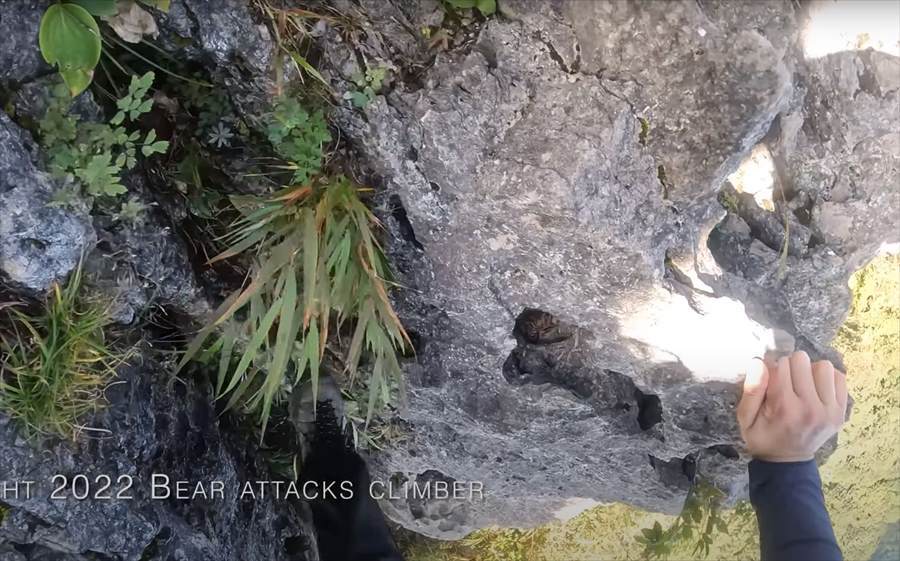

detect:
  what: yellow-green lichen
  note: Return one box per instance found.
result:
[639,117,651,146]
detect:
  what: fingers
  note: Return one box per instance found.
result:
[789,351,818,401]
[811,360,836,406]
[738,358,769,429]
[765,355,795,405]
[835,369,849,421]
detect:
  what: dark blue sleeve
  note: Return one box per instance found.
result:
[749,459,842,561]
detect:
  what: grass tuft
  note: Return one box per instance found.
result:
[178,176,410,436]
[0,266,119,440]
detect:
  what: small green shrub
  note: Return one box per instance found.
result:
[39,71,168,201]
[178,178,409,435]
[115,196,149,224]
[637,478,729,559]
[180,81,237,140]
[264,97,332,185]
[343,66,388,108]
[0,266,119,440]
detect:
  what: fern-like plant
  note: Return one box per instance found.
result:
[178,176,409,433]
[40,71,168,201]
[264,97,332,184]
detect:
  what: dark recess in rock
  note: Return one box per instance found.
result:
[635,390,663,431]
[708,444,740,460]
[648,453,697,490]
[513,308,572,345]
[389,194,424,250]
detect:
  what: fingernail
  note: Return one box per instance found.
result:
[746,358,765,387]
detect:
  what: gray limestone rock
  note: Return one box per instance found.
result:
[0,0,895,550]
[0,113,95,295]
[0,353,318,561]
[84,171,210,325]
[315,0,899,539]
[0,1,50,89]
[154,0,280,116]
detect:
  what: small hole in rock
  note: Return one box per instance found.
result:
[709,444,740,459]
[635,389,663,430]
[22,238,47,252]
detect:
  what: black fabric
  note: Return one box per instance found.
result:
[302,403,404,561]
[749,459,842,561]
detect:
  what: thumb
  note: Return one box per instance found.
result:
[737,358,769,429]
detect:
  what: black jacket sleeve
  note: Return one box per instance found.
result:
[749,459,842,561]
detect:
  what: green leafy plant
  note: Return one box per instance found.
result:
[178,178,410,435]
[637,478,729,559]
[116,196,149,223]
[264,97,332,185]
[39,3,102,96]
[173,142,225,220]
[208,122,235,148]
[38,1,170,97]
[181,81,236,135]
[443,0,497,16]
[0,265,120,439]
[39,71,168,200]
[343,66,388,108]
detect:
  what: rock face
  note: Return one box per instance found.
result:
[0,0,896,551]
[84,170,210,325]
[0,354,318,561]
[318,0,900,538]
[0,1,317,559]
[155,0,280,116]
[0,1,49,89]
[0,113,95,294]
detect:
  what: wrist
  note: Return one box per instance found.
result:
[752,452,815,463]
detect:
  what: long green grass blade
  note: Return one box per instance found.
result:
[301,207,318,327]
[346,299,373,379]
[208,226,269,264]
[260,266,299,429]
[216,322,238,395]
[219,296,282,399]
[176,289,241,372]
[366,354,383,427]
[289,51,329,88]
[306,318,320,407]
[211,237,295,329]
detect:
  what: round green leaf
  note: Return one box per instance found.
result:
[59,67,94,97]
[476,0,497,15]
[39,4,102,71]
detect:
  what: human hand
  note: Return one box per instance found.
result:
[737,351,849,462]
